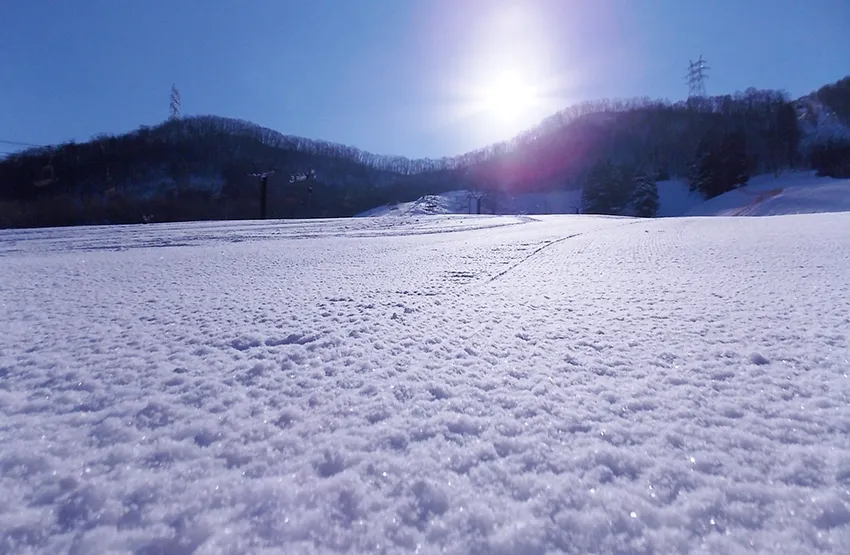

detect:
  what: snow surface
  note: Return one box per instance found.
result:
[686,171,850,217]
[359,171,849,221]
[357,191,474,217]
[656,179,704,218]
[357,190,582,218]
[2,213,850,554]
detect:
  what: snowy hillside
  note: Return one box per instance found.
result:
[656,178,705,217]
[357,189,582,217]
[796,95,850,150]
[359,171,849,220]
[687,171,850,216]
[2,214,850,554]
[357,190,473,217]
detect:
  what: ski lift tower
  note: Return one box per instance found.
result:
[290,169,316,214]
[249,166,276,220]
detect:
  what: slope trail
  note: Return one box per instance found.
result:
[485,218,648,284]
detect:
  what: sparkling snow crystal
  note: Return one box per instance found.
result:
[1,213,849,554]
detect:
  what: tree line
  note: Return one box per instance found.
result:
[1,76,848,228]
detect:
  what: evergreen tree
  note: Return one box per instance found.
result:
[689,130,749,199]
[689,134,720,198]
[721,130,750,188]
[811,139,850,178]
[581,160,612,214]
[608,164,634,214]
[581,159,632,215]
[630,171,659,217]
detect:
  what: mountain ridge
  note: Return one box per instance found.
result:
[1,75,848,228]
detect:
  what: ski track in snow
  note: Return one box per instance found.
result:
[1,214,849,554]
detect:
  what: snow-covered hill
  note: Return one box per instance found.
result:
[686,171,850,216]
[360,171,850,220]
[356,190,473,217]
[796,94,850,151]
[655,171,850,217]
[2,214,850,554]
[656,178,705,217]
[357,189,583,217]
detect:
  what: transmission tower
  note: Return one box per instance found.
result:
[686,56,709,98]
[169,84,181,120]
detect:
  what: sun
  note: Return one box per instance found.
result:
[421,2,577,144]
[480,72,540,115]
[472,70,545,137]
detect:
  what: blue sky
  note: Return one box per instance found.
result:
[1,0,848,159]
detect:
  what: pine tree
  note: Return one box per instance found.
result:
[608,164,634,214]
[689,134,720,198]
[811,139,850,178]
[721,130,749,188]
[689,130,749,199]
[581,159,614,214]
[630,171,659,217]
[581,160,633,215]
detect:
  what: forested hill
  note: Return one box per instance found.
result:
[1,76,849,228]
[0,116,472,227]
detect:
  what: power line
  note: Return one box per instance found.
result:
[0,139,43,148]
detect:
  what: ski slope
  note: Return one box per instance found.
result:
[686,171,850,217]
[357,190,582,218]
[2,214,850,554]
[357,191,474,217]
[359,171,850,219]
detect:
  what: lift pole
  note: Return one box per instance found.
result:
[249,167,276,219]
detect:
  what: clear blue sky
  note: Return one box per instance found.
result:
[1,0,848,159]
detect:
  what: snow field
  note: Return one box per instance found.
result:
[685,172,850,217]
[1,213,849,554]
[357,171,850,220]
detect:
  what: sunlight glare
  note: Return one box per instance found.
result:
[478,71,541,120]
[425,1,577,145]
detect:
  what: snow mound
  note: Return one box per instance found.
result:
[357,191,473,217]
[687,171,850,216]
[358,189,583,217]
